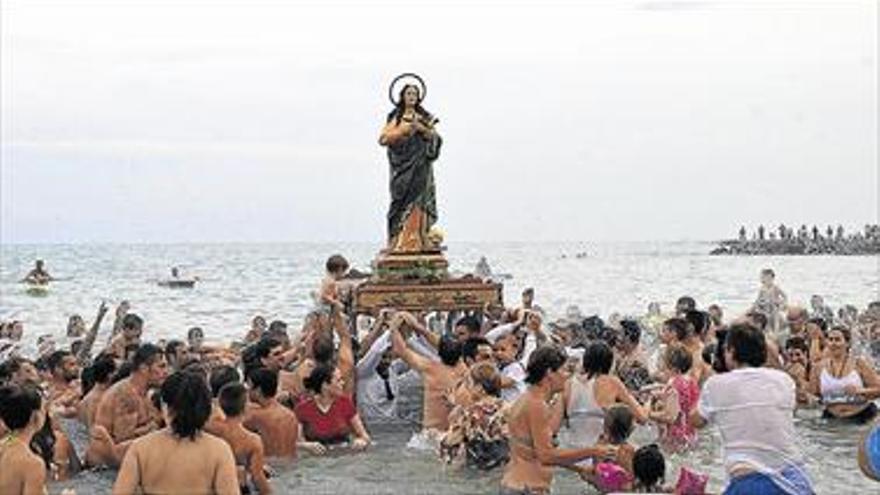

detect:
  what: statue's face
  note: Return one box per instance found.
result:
[404,86,419,106]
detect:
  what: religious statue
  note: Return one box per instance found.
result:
[379,74,442,252]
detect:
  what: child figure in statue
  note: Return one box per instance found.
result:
[319,255,349,313]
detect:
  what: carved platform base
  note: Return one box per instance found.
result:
[354,276,503,314]
[354,247,503,314]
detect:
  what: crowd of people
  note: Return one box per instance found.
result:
[1,256,880,494]
[712,224,880,255]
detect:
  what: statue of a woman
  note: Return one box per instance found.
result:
[379,79,442,252]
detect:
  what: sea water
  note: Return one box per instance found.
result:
[1,241,877,493]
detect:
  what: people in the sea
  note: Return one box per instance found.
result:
[752,268,788,336]
[295,363,371,450]
[89,344,168,465]
[319,254,349,313]
[577,404,636,493]
[501,345,616,494]
[214,382,272,494]
[808,325,880,422]
[45,350,81,418]
[691,323,813,494]
[649,345,699,452]
[112,370,238,495]
[0,383,50,495]
[108,314,144,361]
[439,362,509,470]
[390,313,466,433]
[243,367,304,457]
[244,315,267,344]
[22,259,52,285]
[78,354,117,428]
[859,419,880,482]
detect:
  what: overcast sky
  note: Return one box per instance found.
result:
[1,0,876,244]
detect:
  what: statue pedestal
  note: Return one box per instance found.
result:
[354,249,503,314]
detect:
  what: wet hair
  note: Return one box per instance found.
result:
[806,317,828,333]
[712,328,729,373]
[455,315,482,335]
[0,357,31,385]
[132,343,164,371]
[828,325,852,344]
[218,382,248,417]
[462,337,491,363]
[676,296,696,312]
[254,338,282,360]
[0,383,41,430]
[522,287,535,297]
[684,310,710,338]
[312,335,335,364]
[46,350,72,373]
[209,365,241,398]
[525,345,566,385]
[247,367,279,398]
[83,354,117,396]
[187,327,204,340]
[122,313,143,331]
[165,340,186,359]
[745,312,768,332]
[620,319,641,344]
[326,254,349,274]
[663,318,690,342]
[761,268,775,278]
[785,336,809,355]
[707,304,723,326]
[304,363,335,395]
[268,320,288,335]
[112,360,134,384]
[30,413,56,470]
[724,323,767,367]
[665,344,693,374]
[632,444,665,489]
[438,337,462,367]
[160,371,212,440]
[604,404,634,444]
[582,341,614,378]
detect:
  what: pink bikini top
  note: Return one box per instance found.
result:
[595,462,633,492]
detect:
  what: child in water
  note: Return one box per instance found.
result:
[630,444,708,494]
[578,405,636,493]
[319,255,349,313]
[753,268,788,335]
[650,344,699,452]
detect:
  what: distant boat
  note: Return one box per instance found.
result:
[25,283,50,297]
[158,279,197,288]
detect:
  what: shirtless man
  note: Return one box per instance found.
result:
[502,346,616,494]
[0,384,49,495]
[205,365,240,435]
[88,343,167,466]
[45,350,81,418]
[243,368,305,457]
[108,313,143,361]
[78,354,117,428]
[215,382,272,494]
[22,259,52,284]
[390,312,467,432]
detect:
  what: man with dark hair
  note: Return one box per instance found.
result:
[244,368,307,457]
[213,383,272,495]
[690,324,812,494]
[675,296,697,316]
[204,365,242,435]
[79,354,117,427]
[453,314,482,343]
[108,313,144,360]
[46,350,80,418]
[390,312,467,432]
[90,343,167,464]
[164,340,192,372]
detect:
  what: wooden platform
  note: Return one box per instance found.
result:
[354,248,503,314]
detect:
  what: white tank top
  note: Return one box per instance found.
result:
[820,364,864,402]
[562,375,605,450]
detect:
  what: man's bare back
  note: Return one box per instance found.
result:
[243,402,299,457]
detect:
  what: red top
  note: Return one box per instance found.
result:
[294,394,356,445]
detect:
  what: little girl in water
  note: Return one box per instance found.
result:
[578,404,636,493]
[650,344,699,452]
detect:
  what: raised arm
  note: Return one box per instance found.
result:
[357,331,391,379]
[78,301,109,365]
[332,310,355,393]
[400,311,439,350]
[389,314,432,373]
